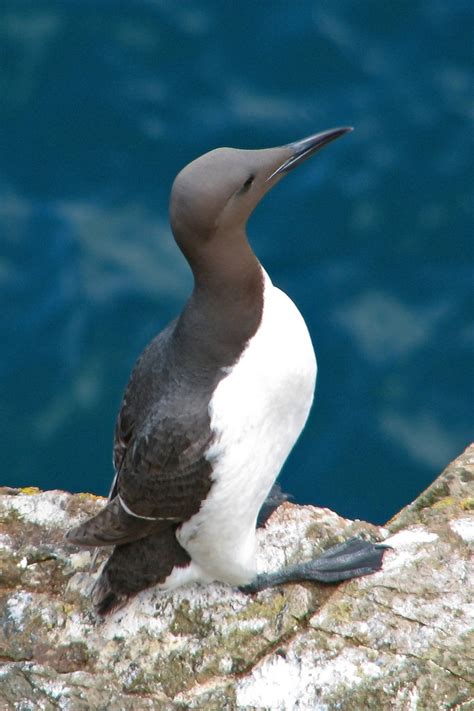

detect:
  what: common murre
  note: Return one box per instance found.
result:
[66,127,388,614]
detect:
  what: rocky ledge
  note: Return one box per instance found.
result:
[1,446,473,710]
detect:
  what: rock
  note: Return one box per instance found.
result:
[0,446,473,710]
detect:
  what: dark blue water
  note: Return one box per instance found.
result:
[1,2,473,524]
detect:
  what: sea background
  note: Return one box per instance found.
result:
[1,1,472,524]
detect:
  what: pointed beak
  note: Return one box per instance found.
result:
[266,126,353,182]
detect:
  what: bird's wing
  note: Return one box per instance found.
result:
[66,408,214,547]
[66,318,216,548]
[118,411,214,521]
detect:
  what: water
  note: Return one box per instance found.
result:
[1,1,473,524]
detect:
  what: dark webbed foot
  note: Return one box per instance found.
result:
[240,537,390,594]
[257,483,293,528]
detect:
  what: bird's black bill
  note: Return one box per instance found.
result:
[267,126,353,181]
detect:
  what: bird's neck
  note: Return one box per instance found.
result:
[176,228,265,366]
[193,227,261,294]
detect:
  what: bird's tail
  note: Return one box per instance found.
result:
[91,527,191,615]
[91,574,129,616]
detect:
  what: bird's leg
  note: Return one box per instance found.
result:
[257,483,293,528]
[240,537,389,594]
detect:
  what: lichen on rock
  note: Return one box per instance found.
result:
[1,446,473,709]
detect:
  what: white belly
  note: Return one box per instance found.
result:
[177,271,317,585]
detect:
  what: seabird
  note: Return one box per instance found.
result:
[66,127,387,615]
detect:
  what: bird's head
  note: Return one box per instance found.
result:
[170,127,352,265]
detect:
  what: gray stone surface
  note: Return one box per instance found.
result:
[1,445,473,710]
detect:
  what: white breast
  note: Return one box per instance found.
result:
[177,270,317,585]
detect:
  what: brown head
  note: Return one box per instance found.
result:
[169,127,352,288]
[167,128,353,368]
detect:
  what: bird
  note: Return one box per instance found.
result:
[66,127,388,615]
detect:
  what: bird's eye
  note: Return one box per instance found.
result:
[240,174,255,193]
